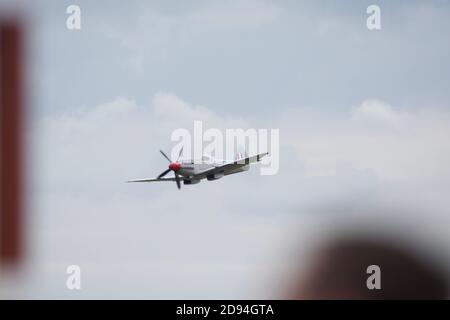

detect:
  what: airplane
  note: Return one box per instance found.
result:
[127,148,269,189]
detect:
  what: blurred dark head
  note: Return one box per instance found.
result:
[291,236,448,299]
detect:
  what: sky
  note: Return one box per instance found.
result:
[1,0,450,298]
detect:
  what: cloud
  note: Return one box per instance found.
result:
[27,93,285,298]
[280,99,450,181]
[24,93,450,298]
[95,0,283,72]
[190,0,282,28]
[351,99,406,129]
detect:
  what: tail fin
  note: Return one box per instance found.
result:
[234,142,249,162]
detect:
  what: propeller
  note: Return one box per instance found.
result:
[158,148,183,189]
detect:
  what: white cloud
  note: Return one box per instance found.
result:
[22,94,450,298]
[96,0,283,71]
[35,93,246,181]
[351,99,406,129]
[190,0,282,28]
[282,99,450,181]
[26,93,286,298]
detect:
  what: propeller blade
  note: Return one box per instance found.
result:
[157,168,171,179]
[160,150,171,162]
[175,173,181,190]
[177,147,184,162]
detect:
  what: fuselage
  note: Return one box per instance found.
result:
[177,156,249,181]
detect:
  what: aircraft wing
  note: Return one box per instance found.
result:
[236,152,269,165]
[126,177,177,183]
[196,152,269,177]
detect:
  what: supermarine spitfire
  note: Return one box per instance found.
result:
[127,148,268,189]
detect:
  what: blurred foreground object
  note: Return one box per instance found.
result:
[292,235,448,299]
[0,19,23,267]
